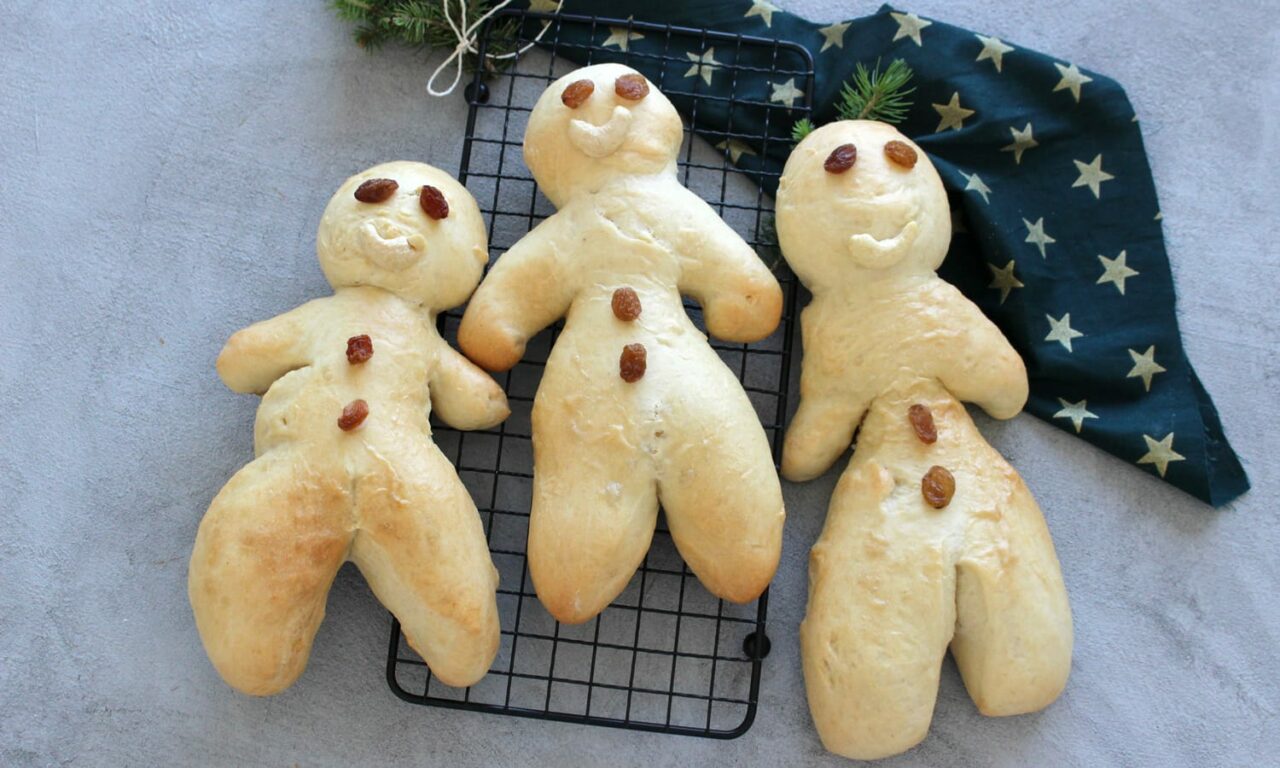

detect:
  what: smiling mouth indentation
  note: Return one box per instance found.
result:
[361,219,425,272]
[846,220,918,269]
[568,105,634,158]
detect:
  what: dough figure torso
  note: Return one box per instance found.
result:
[529,178,783,621]
[189,162,506,695]
[459,64,785,624]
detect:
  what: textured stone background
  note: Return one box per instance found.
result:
[2,1,1277,765]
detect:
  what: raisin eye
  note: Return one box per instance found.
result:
[614,74,649,101]
[419,185,449,220]
[884,140,918,169]
[354,178,398,203]
[561,79,594,108]
[824,144,857,174]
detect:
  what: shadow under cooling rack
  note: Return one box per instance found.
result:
[386,10,813,739]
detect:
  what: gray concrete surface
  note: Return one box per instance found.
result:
[2,1,1277,765]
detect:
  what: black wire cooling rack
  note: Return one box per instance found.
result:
[386,10,813,739]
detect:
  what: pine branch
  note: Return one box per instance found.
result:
[836,59,915,124]
[791,117,815,142]
[330,0,518,67]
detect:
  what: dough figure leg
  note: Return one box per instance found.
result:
[527,387,659,625]
[189,453,352,696]
[952,480,1072,716]
[658,381,784,604]
[801,460,956,760]
[351,438,501,688]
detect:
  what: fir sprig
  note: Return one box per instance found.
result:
[791,117,815,142]
[790,59,915,142]
[331,0,518,70]
[836,59,915,123]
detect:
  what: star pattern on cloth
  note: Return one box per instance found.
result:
[818,21,850,52]
[890,11,932,46]
[716,138,757,164]
[769,78,804,109]
[959,170,992,203]
[1097,250,1139,295]
[527,0,560,12]
[987,260,1023,304]
[932,92,974,132]
[1045,312,1083,352]
[1053,62,1093,102]
[1072,154,1115,198]
[1126,345,1166,392]
[601,18,644,51]
[1001,122,1038,164]
[1023,216,1056,258]
[1138,433,1185,478]
[1054,398,1098,434]
[974,34,1014,72]
[684,48,722,86]
[744,0,779,28]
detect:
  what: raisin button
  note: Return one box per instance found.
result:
[619,343,647,383]
[611,287,642,321]
[921,466,955,509]
[908,404,937,444]
[338,399,370,431]
[346,335,373,364]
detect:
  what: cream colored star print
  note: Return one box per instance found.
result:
[769,79,804,109]
[1045,313,1083,352]
[684,48,722,86]
[1054,398,1098,433]
[1126,346,1166,391]
[1053,62,1093,102]
[975,34,1014,72]
[890,11,932,46]
[932,92,974,132]
[744,0,779,27]
[601,18,643,52]
[716,138,756,164]
[1097,251,1139,294]
[987,260,1023,304]
[1001,123,1038,164]
[1138,433,1184,477]
[818,21,850,52]
[1023,217,1056,258]
[960,170,992,203]
[1073,154,1115,198]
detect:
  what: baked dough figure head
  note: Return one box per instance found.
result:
[459,65,785,625]
[190,162,506,695]
[523,62,684,207]
[317,161,489,309]
[776,124,1072,759]
[776,120,950,285]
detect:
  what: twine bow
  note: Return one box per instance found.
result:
[426,0,564,97]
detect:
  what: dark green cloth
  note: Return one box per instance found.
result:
[526,1,1248,506]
